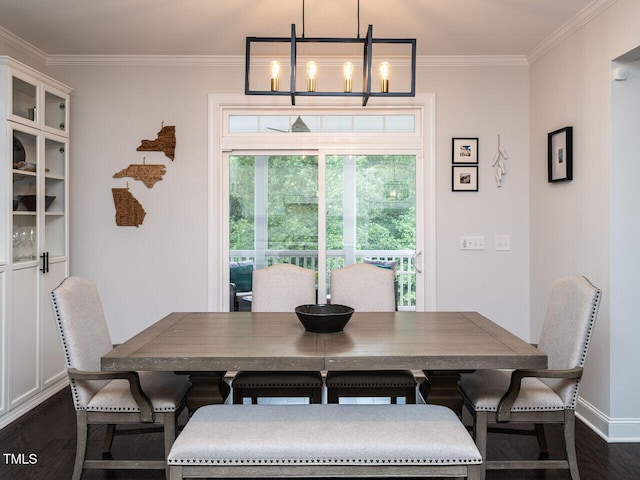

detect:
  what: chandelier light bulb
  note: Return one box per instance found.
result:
[306,61,317,92]
[379,62,390,93]
[343,61,354,92]
[270,60,280,91]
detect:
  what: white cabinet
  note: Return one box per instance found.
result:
[0,56,70,428]
[0,269,5,419]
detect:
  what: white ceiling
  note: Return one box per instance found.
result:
[0,0,599,58]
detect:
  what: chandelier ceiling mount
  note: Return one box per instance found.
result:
[244,0,416,106]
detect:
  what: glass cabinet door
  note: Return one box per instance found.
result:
[44,135,67,259]
[11,127,38,263]
[11,129,67,263]
[11,75,37,124]
[44,88,68,135]
[9,71,69,136]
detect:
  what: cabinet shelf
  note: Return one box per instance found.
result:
[45,174,64,181]
[13,169,37,177]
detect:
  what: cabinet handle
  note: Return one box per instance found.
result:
[40,252,49,274]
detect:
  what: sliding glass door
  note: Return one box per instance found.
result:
[228,151,417,309]
[230,153,320,270]
[325,154,416,308]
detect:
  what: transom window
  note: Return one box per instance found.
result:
[228,114,415,134]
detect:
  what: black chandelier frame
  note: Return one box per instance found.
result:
[245,24,416,107]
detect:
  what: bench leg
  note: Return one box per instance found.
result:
[473,410,488,480]
[467,464,483,480]
[169,465,183,480]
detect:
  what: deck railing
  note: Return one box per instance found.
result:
[230,250,416,309]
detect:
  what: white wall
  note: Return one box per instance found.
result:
[429,66,531,340]
[45,61,532,344]
[611,52,640,437]
[47,65,237,341]
[529,0,640,440]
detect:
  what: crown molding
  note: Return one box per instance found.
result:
[45,54,528,68]
[46,54,243,67]
[0,0,616,70]
[418,55,528,67]
[527,0,617,64]
[0,25,48,65]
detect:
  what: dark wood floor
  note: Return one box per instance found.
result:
[1,388,638,480]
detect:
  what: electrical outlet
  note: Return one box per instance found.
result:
[460,236,485,250]
[495,235,511,251]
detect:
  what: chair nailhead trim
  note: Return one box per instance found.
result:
[168,457,480,465]
[88,406,176,412]
[326,382,416,387]
[50,288,83,410]
[476,405,564,412]
[233,383,322,387]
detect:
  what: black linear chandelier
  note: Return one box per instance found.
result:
[245,0,416,106]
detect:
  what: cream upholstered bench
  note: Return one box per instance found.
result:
[167,404,482,479]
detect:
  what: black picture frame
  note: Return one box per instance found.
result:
[452,165,478,192]
[452,138,478,164]
[548,126,573,182]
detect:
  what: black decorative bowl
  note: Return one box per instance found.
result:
[19,195,56,211]
[295,304,354,334]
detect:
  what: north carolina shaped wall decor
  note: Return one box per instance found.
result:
[113,158,166,188]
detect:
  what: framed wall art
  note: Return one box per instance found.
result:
[548,126,573,182]
[452,165,478,191]
[452,138,478,164]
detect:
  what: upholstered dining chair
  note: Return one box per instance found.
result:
[457,274,602,480]
[50,276,191,480]
[325,263,417,404]
[231,264,323,404]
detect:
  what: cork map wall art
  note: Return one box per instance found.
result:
[113,158,167,188]
[112,183,146,227]
[111,123,176,227]
[137,123,176,160]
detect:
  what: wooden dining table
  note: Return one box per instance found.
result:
[102,311,546,411]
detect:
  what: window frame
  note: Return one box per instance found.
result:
[208,94,436,312]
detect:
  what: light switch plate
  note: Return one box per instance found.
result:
[495,235,511,251]
[460,236,485,250]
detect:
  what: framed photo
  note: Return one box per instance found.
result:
[548,126,573,182]
[452,138,478,164]
[452,165,478,191]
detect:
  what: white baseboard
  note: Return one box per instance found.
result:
[0,379,68,431]
[578,396,640,442]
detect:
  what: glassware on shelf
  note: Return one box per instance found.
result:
[28,227,36,259]
[12,227,20,260]
[12,225,36,261]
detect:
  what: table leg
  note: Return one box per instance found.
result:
[420,370,468,412]
[180,371,230,411]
